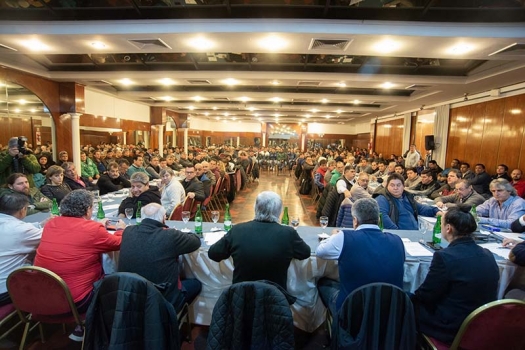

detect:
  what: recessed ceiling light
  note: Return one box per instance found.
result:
[14,108,20,113]
[335,109,343,114]
[310,109,319,113]
[337,82,346,87]
[273,113,280,117]
[381,82,394,89]
[188,106,195,110]
[373,39,401,53]
[321,99,329,103]
[212,106,218,110]
[304,114,311,118]
[510,109,522,115]
[271,80,280,85]
[448,44,473,55]
[216,117,221,120]
[231,117,237,121]
[30,108,36,113]
[301,119,306,122]
[193,96,204,102]
[159,78,175,86]
[90,41,106,49]
[270,97,282,103]
[248,107,256,112]
[258,118,263,121]
[254,113,260,117]
[353,99,360,104]
[239,96,250,102]
[119,78,134,86]
[204,112,209,116]
[19,39,50,51]
[18,99,27,105]
[223,112,229,116]
[324,115,331,119]
[223,78,239,86]
[259,35,287,51]
[159,96,175,101]
[188,37,214,50]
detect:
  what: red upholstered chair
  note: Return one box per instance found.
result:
[7,266,85,349]
[0,303,24,342]
[423,299,525,350]
[169,203,183,221]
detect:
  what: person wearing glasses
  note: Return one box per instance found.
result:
[434,179,485,209]
[180,165,205,202]
[118,172,160,219]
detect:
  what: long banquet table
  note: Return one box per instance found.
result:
[25,199,525,333]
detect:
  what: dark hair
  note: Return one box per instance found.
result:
[395,164,405,170]
[118,159,130,166]
[421,169,436,180]
[6,173,27,186]
[429,160,438,165]
[406,167,417,174]
[498,164,509,172]
[344,165,355,173]
[107,162,119,170]
[46,165,64,180]
[386,173,405,187]
[0,192,29,215]
[318,159,327,166]
[460,162,470,168]
[60,189,93,217]
[448,169,460,177]
[133,154,143,161]
[443,206,477,237]
[475,163,486,170]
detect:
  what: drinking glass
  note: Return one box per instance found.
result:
[211,211,220,229]
[419,219,428,241]
[319,216,329,234]
[125,208,134,225]
[182,211,190,231]
[291,216,300,230]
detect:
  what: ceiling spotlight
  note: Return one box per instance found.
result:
[270,97,282,103]
[159,78,175,86]
[321,99,329,104]
[90,41,106,49]
[119,78,133,86]
[464,93,469,101]
[271,80,280,85]
[223,78,239,86]
[19,39,50,51]
[258,35,287,51]
[188,36,214,50]
[419,105,425,111]
[373,39,401,53]
[381,82,394,89]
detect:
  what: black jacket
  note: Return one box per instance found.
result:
[118,189,161,218]
[97,174,131,195]
[84,272,180,350]
[207,281,295,350]
[180,177,206,201]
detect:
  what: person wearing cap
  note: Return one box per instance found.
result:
[0,137,40,188]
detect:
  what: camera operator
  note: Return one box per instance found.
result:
[0,137,40,188]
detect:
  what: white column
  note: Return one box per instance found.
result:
[262,133,266,147]
[172,129,176,148]
[433,104,450,167]
[402,113,411,152]
[183,128,188,154]
[122,132,127,145]
[236,136,240,148]
[158,124,164,155]
[301,134,306,152]
[69,113,82,173]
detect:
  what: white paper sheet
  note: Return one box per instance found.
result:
[495,232,524,242]
[479,242,512,260]
[103,204,120,210]
[403,241,434,257]
[204,231,226,245]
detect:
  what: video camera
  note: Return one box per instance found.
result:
[17,136,32,155]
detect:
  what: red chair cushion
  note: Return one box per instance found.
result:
[0,303,15,319]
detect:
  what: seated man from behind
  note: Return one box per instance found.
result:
[97,162,131,195]
[0,192,44,306]
[317,198,405,318]
[374,173,441,230]
[118,203,202,311]
[412,207,499,344]
[208,191,310,291]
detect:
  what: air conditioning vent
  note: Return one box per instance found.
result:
[298,81,321,87]
[186,79,211,85]
[213,97,229,101]
[127,38,172,50]
[309,38,352,51]
[85,80,113,85]
[292,99,309,103]
[0,43,17,52]
[405,84,433,90]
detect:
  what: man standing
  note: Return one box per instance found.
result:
[510,169,525,198]
[181,165,206,201]
[208,191,310,290]
[97,162,131,195]
[404,144,420,169]
[0,137,40,188]
[434,179,486,209]
[0,193,43,306]
[118,203,201,311]
[316,198,405,318]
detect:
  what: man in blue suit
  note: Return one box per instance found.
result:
[316,197,405,316]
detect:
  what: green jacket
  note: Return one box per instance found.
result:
[81,158,99,178]
[0,151,40,187]
[0,187,51,215]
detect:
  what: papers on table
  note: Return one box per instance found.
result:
[103,204,120,210]
[204,231,226,245]
[478,243,512,260]
[403,241,434,257]
[495,231,524,242]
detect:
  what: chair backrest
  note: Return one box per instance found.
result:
[207,281,294,350]
[7,266,83,325]
[334,282,416,350]
[449,299,525,350]
[169,203,183,221]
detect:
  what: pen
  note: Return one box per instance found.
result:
[481,225,501,232]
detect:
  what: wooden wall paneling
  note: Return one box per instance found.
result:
[479,100,504,175]
[461,104,481,165]
[447,108,463,168]
[150,125,159,150]
[499,95,525,171]
[515,95,525,171]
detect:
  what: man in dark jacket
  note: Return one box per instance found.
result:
[118,203,201,311]
[181,165,206,201]
[118,172,161,218]
[97,162,131,195]
[0,137,41,188]
[208,191,310,291]
[471,163,492,199]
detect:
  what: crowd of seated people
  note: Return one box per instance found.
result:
[3,138,525,346]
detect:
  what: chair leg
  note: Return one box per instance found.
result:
[38,322,45,343]
[18,322,30,350]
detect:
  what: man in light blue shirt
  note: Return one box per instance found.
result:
[476,178,525,229]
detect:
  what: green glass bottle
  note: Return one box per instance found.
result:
[194,204,203,237]
[432,215,442,244]
[224,203,232,231]
[51,198,59,216]
[281,206,289,225]
[96,201,105,220]
[135,201,142,224]
[378,213,384,231]
[470,205,479,224]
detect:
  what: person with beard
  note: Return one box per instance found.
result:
[0,173,51,215]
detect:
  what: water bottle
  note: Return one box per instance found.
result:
[51,198,59,216]
[136,201,142,224]
[96,201,105,220]
[224,203,232,231]
[379,213,384,231]
[281,206,289,225]
[194,204,203,237]
[432,215,442,244]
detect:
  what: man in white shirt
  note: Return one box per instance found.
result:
[404,144,420,168]
[0,192,44,306]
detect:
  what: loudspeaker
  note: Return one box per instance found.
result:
[425,135,435,151]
